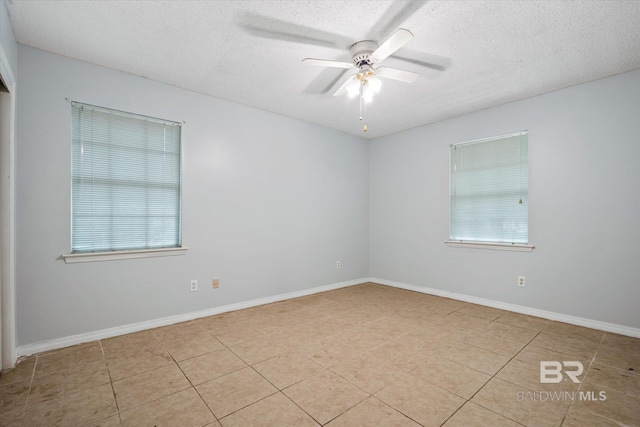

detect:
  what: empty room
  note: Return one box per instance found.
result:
[1,0,639,426]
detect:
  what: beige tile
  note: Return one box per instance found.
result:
[444,341,510,375]
[334,308,385,325]
[515,344,591,369]
[412,356,491,399]
[35,342,104,377]
[313,301,356,317]
[561,405,622,427]
[283,370,368,425]
[364,317,419,338]
[229,334,293,365]
[408,303,458,318]
[374,373,464,427]
[261,299,306,315]
[529,333,599,361]
[442,402,521,427]
[0,409,25,427]
[269,328,327,351]
[112,363,190,412]
[106,347,174,381]
[0,380,30,415]
[153,321,205,342]
[470,378,568,427]
[214,327,265,347]
[179,347,247,385]
[429,297,469,309]
[495,312,551,331]
[101,330,164,360]
[253,352,323,389]
[302,337,360,368]
[120,387,215,427]
[543,322,604,343]
[483,321,539,344]
[325,396,420,427]
[23,383,117,426]
[335,328,391,353]
[439,312,492,330]
[0,357,36,386]
[196,367,277,418]
[457,304,505,321]
[496,359,580,395]
[28,360,110,406]
[163,331,225,362]
[601,332,640,353]
[574,382,640,426]
[293,293,335,308]
[330,353,402,394]
[585,362,640,397]
[369,340,429,372]
[91,415,122,427]
[304,317,358,340]
[595,345,640,371]
[456,329,526,357]
[394,329,452,353]
[198,313,252,337]
[220,392,318,427]
[285,307,331,325]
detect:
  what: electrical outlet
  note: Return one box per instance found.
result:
[518,276,526,287]
[336,260,341,269]
[213,277,219,289]
[190,280,198,292]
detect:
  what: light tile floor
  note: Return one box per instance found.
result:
[1,283,639,426]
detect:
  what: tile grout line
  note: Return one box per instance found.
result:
[98,339,123,426]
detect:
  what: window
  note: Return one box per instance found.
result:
[70,102,182,255]
[449,131,529,248]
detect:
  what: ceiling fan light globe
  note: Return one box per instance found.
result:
[347,81,360,97]
[368,77,382,93]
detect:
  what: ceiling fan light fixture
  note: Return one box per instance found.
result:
[347,79,361,97]
[367,74,382,93]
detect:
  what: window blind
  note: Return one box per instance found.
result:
[450,132,528,244]
[71,102,182,253]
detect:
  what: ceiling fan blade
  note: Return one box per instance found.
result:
[237,12,352,49]
[376,66,419,83]
[367,1,427,41]
[333,74,358,96]
[302,58,354,69]
[370,28,413,64]
[393,50,452,71]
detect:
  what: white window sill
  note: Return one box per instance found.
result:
[445,241,535,252]
[62,247,188,263]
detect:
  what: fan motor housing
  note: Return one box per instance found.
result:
[350,40,378,67]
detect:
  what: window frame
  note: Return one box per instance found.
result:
[63,102,187,263]
[446,131,534,252]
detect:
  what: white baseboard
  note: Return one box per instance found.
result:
[371,277,640,338]
[16,277,370,357]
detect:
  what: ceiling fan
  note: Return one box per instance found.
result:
[302,29,419,132]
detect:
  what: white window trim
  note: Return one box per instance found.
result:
[445,241,534,252]
[62,247,188,264]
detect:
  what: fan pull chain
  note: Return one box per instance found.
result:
[359,80,367,132]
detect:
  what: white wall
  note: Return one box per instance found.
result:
[16,46,369,346]
[370,69,640,329]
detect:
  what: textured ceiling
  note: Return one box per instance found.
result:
[7,0,640,138]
